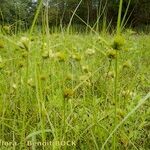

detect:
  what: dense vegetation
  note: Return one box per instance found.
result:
[0,0,150,150]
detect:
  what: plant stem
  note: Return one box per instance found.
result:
[113,0,123,148]
[117,0,123,34]
[113,50,118,150]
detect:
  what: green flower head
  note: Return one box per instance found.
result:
[112,35,125,50]
[0,40,4,49]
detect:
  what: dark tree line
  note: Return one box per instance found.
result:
[0,0,150,29]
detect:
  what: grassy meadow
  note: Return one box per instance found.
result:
[0,27,149,150]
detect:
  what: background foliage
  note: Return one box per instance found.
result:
[0,0,150,29]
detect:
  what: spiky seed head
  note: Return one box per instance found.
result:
[0,40,4,49]
[107,50,117,59]
[122,60,132,69]
[21,52,28,58]
[112,35,125,50]
[108,71,115,78]
[65,73,74,81]
[85,48,95,56]
[41,42,47,50]
[42,50,49,59]
[27,78,35,88]
[117,108,125,119]
[63,88,74,99]
[49,51,55,59]
[82,65,89,73]
[40,75,47,81]
[12,83,17,90]
[20,36,30,51]
[18,61,24,68]
[56,52,66,62]
[105,71,115,79]
[71,53,81,61]
[122,90,135,97]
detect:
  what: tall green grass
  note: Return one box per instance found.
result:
[0,0,150,150]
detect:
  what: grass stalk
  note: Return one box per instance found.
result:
[67,0,83,33]
[117,0,123,34]
[113,0,123,149]
[113,50,118,150]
